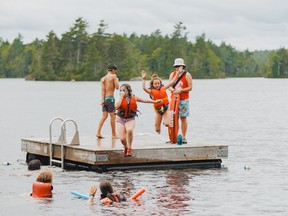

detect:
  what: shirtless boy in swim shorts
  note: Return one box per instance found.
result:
[96,64,119,139]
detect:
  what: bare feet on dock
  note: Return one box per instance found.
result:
[96,134,104,139]
[112,135,119,139]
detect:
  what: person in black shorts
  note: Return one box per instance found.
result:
[96,64,119,139]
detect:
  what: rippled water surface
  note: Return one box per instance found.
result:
[0,78,287,215]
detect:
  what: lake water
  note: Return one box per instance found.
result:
[0,78,287,215]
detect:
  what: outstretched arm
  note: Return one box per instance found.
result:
[168,73,175,93]
[141,70,151,94]
[164,69,181,89]
[168,66,185,92]
[136,96,161,104]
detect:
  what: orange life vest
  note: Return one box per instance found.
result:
[100,191,126,205]
[172,71,189,100]
[117,96,138,118]
[31,181,53,198]
[150,86,169,109]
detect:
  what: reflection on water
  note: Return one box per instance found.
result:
[1,78,288,215]
[158,170,191,214]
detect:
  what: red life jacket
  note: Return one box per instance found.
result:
[150,86,169,109]
[31,181,53,198]
[117,96,138,118]
[171,71,189,100]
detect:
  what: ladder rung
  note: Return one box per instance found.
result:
[51,159,62,164]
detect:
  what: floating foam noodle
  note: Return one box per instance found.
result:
[130,188,146,199]
[71,191,95,200]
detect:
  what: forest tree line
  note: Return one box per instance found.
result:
[0,17,288,81]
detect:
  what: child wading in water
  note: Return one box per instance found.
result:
[115,83,161,157]
[31,171,53,198]
[141,70,181,134]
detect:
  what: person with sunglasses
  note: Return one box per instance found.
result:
[115,83,161,156]
[168,58,193,144]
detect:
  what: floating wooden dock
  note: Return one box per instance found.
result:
[21,133,228,172]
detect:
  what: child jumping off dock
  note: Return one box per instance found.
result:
[141,70,181,134]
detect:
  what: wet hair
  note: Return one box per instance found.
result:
[120,83,132,97]
[28,159,41,171]
[149,74,162,88]
[100,180,114,199]
[36,171,53,183]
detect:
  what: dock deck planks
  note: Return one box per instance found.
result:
[21,133,228,171]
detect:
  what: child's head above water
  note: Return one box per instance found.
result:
[100,180,114,198]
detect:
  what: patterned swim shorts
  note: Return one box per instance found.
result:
[178,99,189,117]
[102,96,115,113]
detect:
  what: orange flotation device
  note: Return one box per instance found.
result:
[31,181,53,198]
[117,96,138,118]
[100,191,126,205]
[150,86,169,109]
[168,93,180,143]
[130,188,146,199]
[171,71,189,100]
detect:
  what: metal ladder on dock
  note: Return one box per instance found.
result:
[49,117,80,169]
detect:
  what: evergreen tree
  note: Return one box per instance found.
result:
[41,31,60,80]
[0,19,284,80]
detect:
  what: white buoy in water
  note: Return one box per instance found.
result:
[3,162,11,166]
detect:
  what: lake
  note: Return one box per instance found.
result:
[0,78,287,215]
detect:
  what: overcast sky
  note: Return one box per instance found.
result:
[0,0,287,51]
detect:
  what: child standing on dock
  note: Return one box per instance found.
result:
[96,64,119,139]
[168,58,193,144]
[115,83,161,157]
[141,70,181,134]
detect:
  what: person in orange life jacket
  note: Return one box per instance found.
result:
[115,83,162,157]
[88,180,126,205]
[96,64,119,139]
[31,171,53,198]
[141,70,182,134]
[168,58,193,144]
